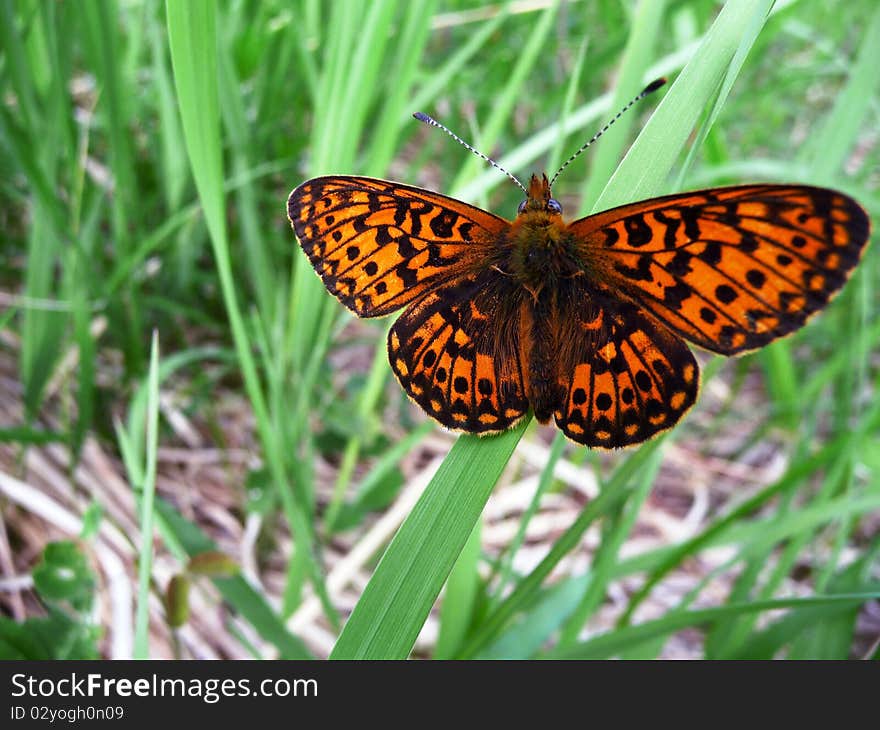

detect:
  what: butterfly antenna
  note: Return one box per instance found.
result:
[413,112,528,195]
[548,77,667,188]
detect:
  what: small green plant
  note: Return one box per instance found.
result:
[0,541,100,660]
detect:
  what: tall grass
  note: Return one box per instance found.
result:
[0,0,877,659]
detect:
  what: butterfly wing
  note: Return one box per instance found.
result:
[551,282,699,448]
[388,270,530,434]
[288,176,509,317]
[569,185,870,354]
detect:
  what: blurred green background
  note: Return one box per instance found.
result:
[0,0,878,660]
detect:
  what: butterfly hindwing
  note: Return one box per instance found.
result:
[388,271,529,434]
[288,176,508,317]
[570,185,870,354]
[552,284,699,448]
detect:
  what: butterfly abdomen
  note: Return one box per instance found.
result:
[523,291,565,423]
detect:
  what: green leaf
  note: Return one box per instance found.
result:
[0,609,99,660]
[32,541,95,612]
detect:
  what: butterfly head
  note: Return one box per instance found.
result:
[517,174,563,219]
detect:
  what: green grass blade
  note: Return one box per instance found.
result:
[365,0,437,176]
[330,424,526,659]
[322,325,395,534]
[751,560,871,660]
[547,38,589,176]
[555,446,664,647]
[216,43,275,319]
[595,0,775,210]
[68,249,95,461]
[165,0,322,625]
[408,4,509,116]
[799,5,880,178]
[478,576,589,659]
[548,593,880,659]
[492,432,567,598]
[434,519,482,659]
[458,439,664,659]
[579,0,667,213]
[450,3,557,193]
[617,415,878,627]
[133,331,160,659]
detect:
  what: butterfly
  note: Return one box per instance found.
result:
[287,89,870,449]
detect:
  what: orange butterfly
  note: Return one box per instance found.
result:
[287,83,870,448]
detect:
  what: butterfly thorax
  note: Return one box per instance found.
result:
[505,174,582,300]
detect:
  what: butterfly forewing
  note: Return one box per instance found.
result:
[569,185,870,355]
[287,176,507,317]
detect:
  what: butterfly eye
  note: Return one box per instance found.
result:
[547,198,563,214]
[517,199,528,214]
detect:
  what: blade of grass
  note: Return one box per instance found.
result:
[458,438,665,659]
[322,323,394,534]
[706,439,854,658]
[779,561,871,659]
[329,423,526,659]
[154,502,313,659]
[579,0,667,213]
[165,0,323,628]
[555,444,664,647]
[799,5,880,179]
[79,0,135,253]
[329,421,434,531]
[148,11,187,211]
[617,405,880,626]
[216,41,276,320]
[434,519,482,659]
[79,0,145,371]
[365,0,437,176]
[547,593,880,659]
[13,2,70,421]
[546,38,589,176]
[491,432,567,599]
[132,331,159,659]
[448,2,558,194]
[594,0,775,211]
[409,5,511,116]
[114,341,311,657]
[68,248,95,461]
[478,575,590,659]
